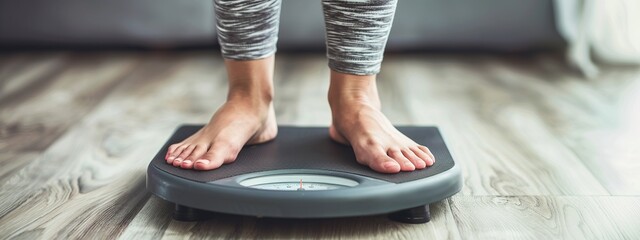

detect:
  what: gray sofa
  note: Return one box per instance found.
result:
[0,0,563,51]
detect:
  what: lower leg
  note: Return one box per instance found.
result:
[166,57,277,170]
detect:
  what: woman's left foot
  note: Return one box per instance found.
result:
[328,71,435,173]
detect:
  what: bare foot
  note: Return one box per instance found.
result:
[328,71,435,173]
[166,57,277,170]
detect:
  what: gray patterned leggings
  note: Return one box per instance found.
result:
[214,0,397,76]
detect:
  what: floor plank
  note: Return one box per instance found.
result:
[0,152,39,183]
[0,52,68,98]
[449,196,640,240]
[0,52,141,153]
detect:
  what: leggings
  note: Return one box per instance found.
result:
[213,0,397,76]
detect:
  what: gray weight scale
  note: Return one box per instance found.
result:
[146,125,462,224]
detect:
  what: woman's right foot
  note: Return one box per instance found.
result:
[166,99,277,170]
[166,57,277,170]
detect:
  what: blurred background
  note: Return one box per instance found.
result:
[1,0,563,51]
[1,0,640,239]
[2,0,638,75]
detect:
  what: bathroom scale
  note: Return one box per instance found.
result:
[146,125,462,224]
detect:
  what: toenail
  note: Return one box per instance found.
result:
[196,160,210,164]
[183,160,191,164]
[383,162,399,169]
[168,156,175,160]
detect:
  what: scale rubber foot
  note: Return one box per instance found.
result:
[172,204,213,221]
[388,205,431,224]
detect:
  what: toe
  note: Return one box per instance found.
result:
[388,148,415,171]
[166,143,182,164]
[167,144,188,163]
[410,146,432,167]
[193,159,218,170]
[193,151,225,170]
[176,145,196,162]
[182,144,208,169]
[181,159,194,169]
[375,156,401,173]
[172,158,182,167]
[172,145,196,167]
[192,141,240,171]
[167,143,180,156]
[192,140,242,171]
[402,148,426,169]
[417,145,435,166]
[363,149,401,173]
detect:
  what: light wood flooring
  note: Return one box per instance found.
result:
[1,51,639,239]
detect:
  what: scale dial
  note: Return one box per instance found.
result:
[239,173,359,191]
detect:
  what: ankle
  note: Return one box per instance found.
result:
[227,85,273,105]
[226,77,273,110]
[328,71,380,110]
[224,56,275,107]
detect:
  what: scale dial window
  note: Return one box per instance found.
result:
[239,174,359,191]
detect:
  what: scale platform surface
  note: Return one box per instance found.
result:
[147,125,462,223]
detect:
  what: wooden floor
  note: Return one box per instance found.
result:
[1,51,639,239]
